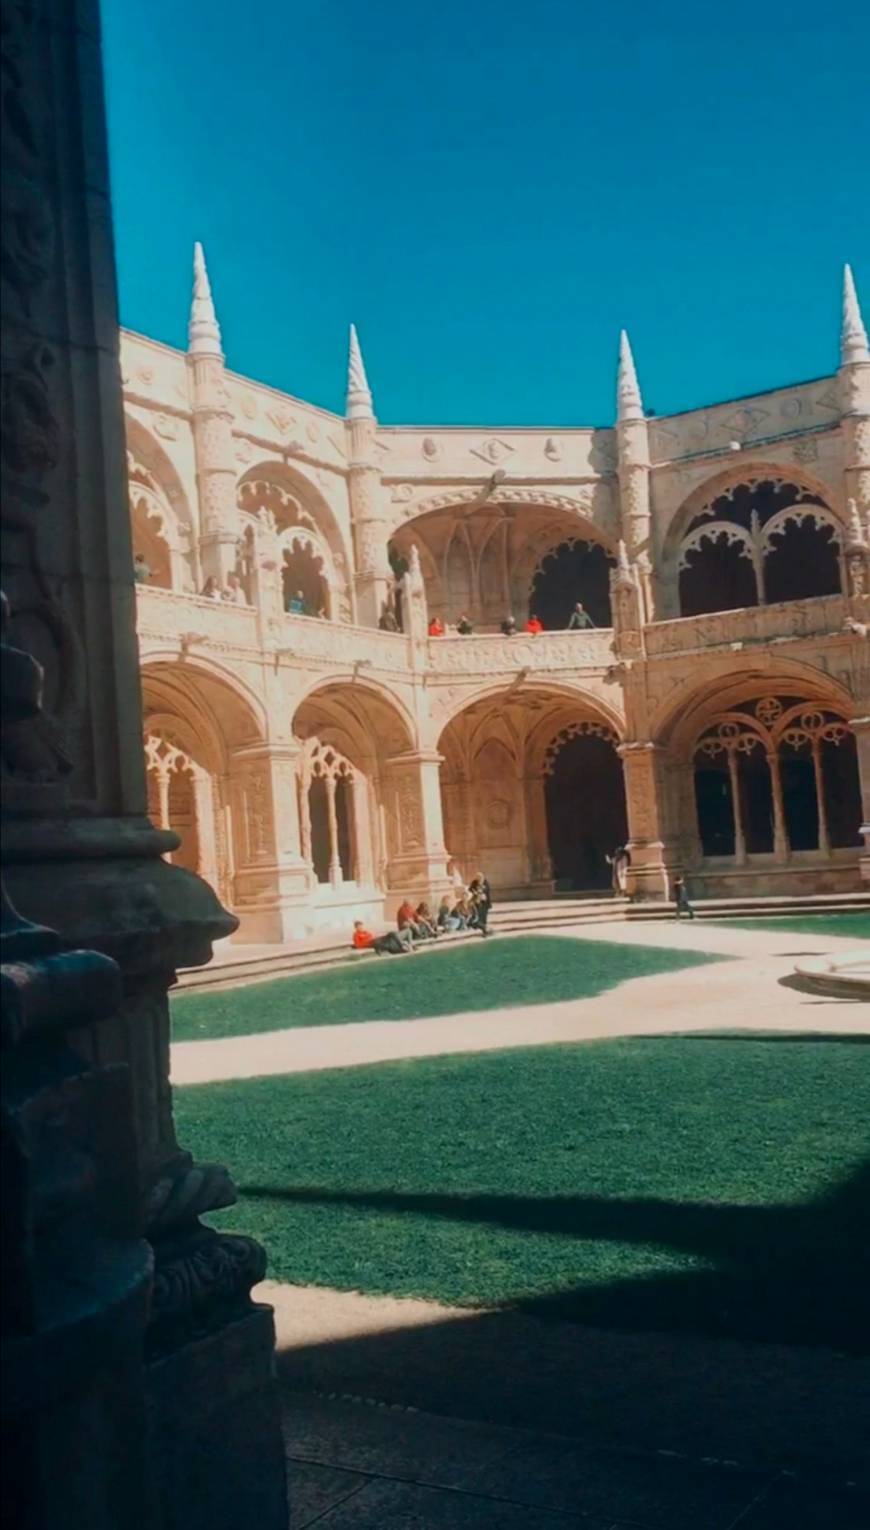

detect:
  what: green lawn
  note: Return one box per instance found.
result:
[712,912,870,940]
[171,935,721,1042]
[176,1036,870,1350]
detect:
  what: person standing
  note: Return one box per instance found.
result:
[500,614,517,637]
[567,602,595,630]
[428,616,445,637]
[605,845,629,895]
[223,572,246,604]
[456,615,474,635]
[525,614,544,635]
[133,552,151,584]
[201,575,222,600]
[469,872,493,937]
[673,877,695,919]
[287,589,307,616]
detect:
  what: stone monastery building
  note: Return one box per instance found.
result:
[125,249,870,940]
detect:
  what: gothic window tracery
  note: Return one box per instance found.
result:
[677,479,842,617]
[692,697,861,862]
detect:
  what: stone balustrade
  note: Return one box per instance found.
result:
[137,585,862,682]
[136,583,259,647]
[427,629,615,674]
[644,594,853,656]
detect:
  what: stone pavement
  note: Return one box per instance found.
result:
[280,1390,868,1529]
[171,919,869,1086]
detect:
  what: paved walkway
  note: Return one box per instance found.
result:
[171,921,869,1087]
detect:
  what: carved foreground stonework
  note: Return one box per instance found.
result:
[127,252,869,914]
[1,4,286,1526]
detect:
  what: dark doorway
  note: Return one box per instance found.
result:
[544,732,627,890]
[530,541,613,630]
[781,749,819,851]
[822,734,863,848]
[335,774,354,878]
[694,762,735,856]
[739,748,774,854]
[309,776,330,881]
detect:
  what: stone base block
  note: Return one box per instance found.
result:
[146,1306,287,1530]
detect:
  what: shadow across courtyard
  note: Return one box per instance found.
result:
[245,1157,870,1356]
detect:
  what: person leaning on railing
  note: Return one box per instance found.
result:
[567,602,595,629]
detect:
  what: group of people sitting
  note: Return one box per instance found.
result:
[352,873,493,956]
[427,603,595,638]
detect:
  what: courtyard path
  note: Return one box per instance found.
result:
[171,920,869,1087]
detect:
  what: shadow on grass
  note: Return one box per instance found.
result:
[667,1031,870,1046]
[245,1159,870,1355]
[268,1160,870,1476]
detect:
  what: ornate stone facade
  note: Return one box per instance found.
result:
[127,257,870,922]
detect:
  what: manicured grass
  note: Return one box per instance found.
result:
[171,935,721,1042]
[713,912,870,940]
[176,1036,870,1350]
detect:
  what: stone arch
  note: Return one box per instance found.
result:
[125,414,196,591]
[653,670,862,879]
[141,661,266,910]
[292,680,418,896]
[435,679,626,742]
[237,461,353,621]
[660,463,845,619]
[436,685,627,894]
[391,495,617,632]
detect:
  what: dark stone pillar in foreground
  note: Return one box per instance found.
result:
[1,1,286,1523]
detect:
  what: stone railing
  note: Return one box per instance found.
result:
[427,629,615,674]
[278,613,412,671]
[644,594,850,656]
[136,584,259,646]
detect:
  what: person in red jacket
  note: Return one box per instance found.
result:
[525,614,544,635]
[352,920,412,954]
[428,616,445,637]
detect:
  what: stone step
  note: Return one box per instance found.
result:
[174,892,868,995]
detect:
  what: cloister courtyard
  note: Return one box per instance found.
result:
[169,912,870,1528]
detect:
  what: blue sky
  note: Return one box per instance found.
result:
[102,0,868,426]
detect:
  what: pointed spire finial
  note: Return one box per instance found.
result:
[841,264,868,366]
[346,323,374,419]
[617,329,644,421]
[188,241,223,358]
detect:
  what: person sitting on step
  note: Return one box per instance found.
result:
[352,919,413,955]
[415,901,440,938]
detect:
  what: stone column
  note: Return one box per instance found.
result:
[325,773,343,886]
[767,750,789,861]
[727,748,747,864]
[618,742,675,899]
[191,764,220,890]
[383,749,452,898]
[810,738,831,856]
[0,5,287,1523]
[230,741,312,941]
[850,715,870,884]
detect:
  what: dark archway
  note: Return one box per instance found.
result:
[764,519,840,604]
[694,759,734,857]
[530,541,613,629]
[677,479,838,617]
[681,536,757,619]
[283,544,329,617]
[544,731,627,890]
